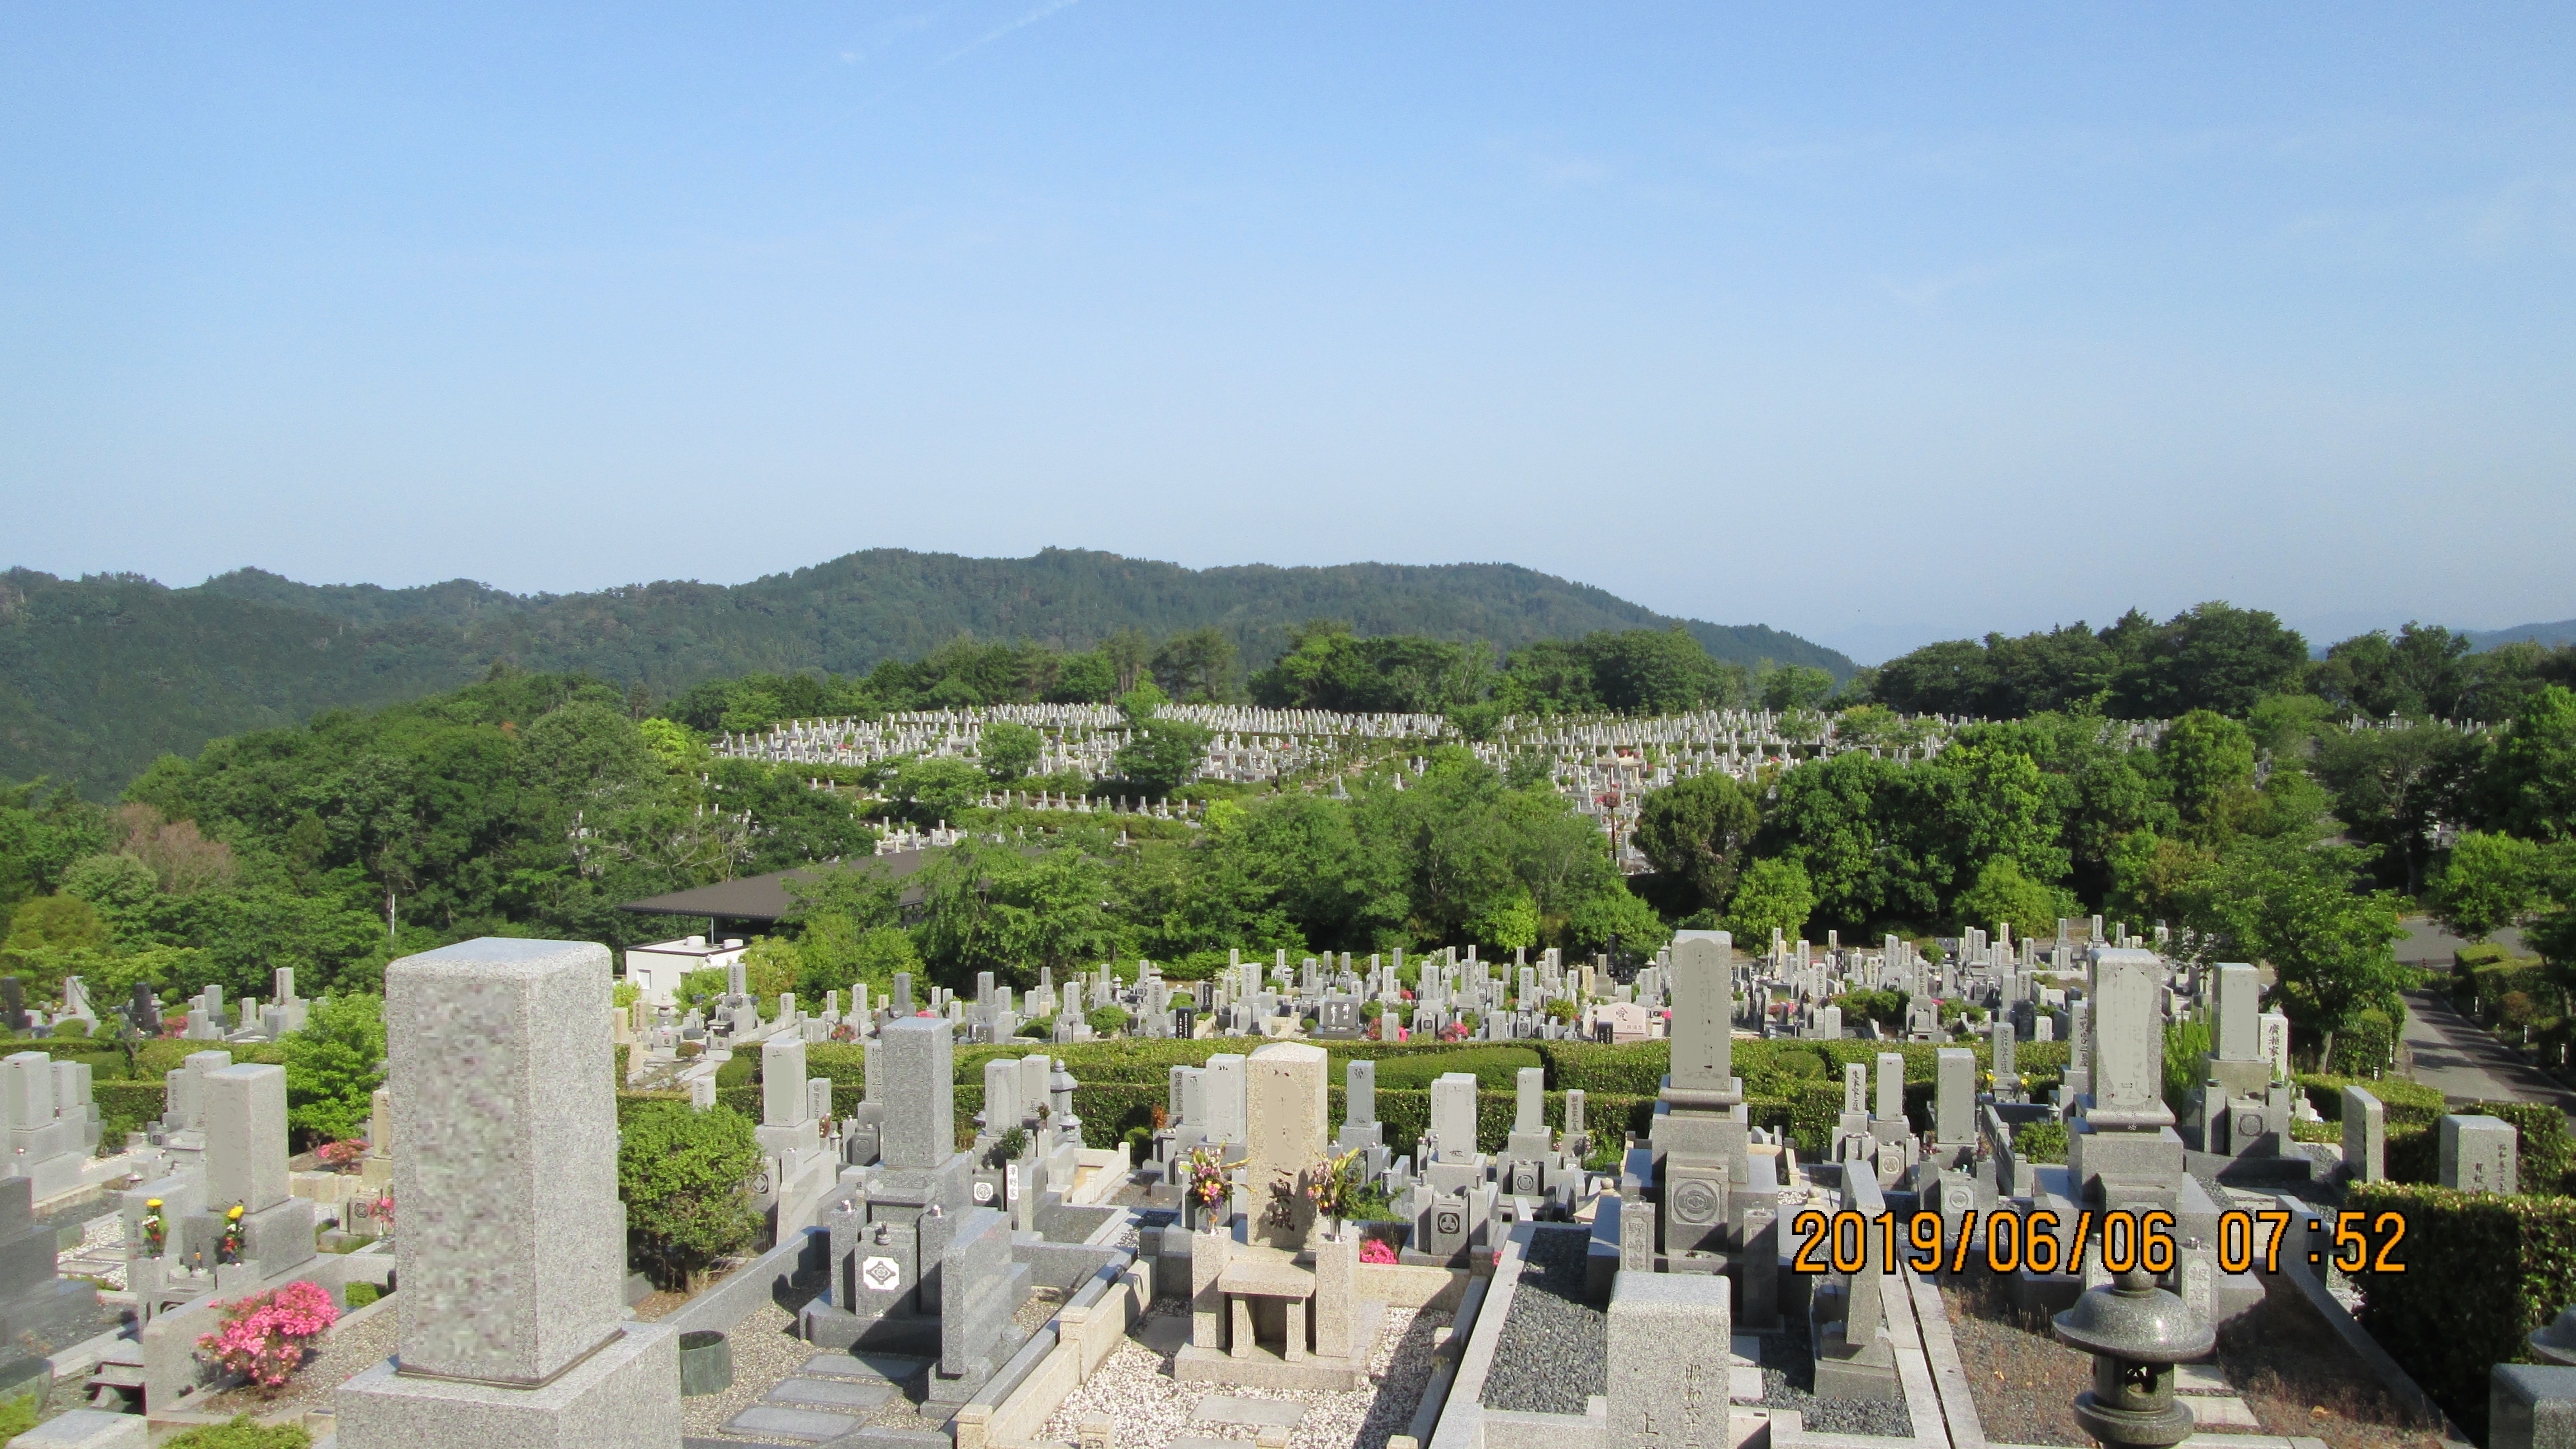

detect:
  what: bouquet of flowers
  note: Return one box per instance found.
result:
[1182,1147,1230,1219]
[141,1199,167,1257]
[197,1280,340,1393]
[1305,1148,1366,1221]
[217,1204,245,1266]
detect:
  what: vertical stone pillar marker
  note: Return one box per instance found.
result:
[338,936,681,1448]
[1244,1042,1327,1247]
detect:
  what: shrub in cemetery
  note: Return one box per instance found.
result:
[49,1016,89,1038]
[2347,1182,2576,1439]
[619,1101,763,1289]
[2014,1120,2068,1163]
[281,992,383,1146]
[196,1279,339,1393]
[163,1417,313,1448]
[2327,1006,2398,1075]
[1086,1005,1130,1036]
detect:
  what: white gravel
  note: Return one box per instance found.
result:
[681,1303,845,1442]
[1040,1301,1449,1449]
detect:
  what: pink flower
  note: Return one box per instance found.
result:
[196,1281,340,1394]
[1359,1238,1398,1265]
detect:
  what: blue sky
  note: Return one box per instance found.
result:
[4,4,2570,662]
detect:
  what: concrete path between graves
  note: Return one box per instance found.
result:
[2398,989,2576,1124]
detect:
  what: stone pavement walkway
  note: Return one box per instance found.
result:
[2399,990,2576,1123]
[711,1350,927,1445]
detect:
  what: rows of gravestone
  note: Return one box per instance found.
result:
[8,907,2534,1448]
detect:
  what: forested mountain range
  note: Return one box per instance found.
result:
[0,549,1851,794]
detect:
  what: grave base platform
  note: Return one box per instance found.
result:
[798,1300,943,1357]
[1172,1299,1384,1391]
[334,1321,681,1449]
[1809,1322,1901,1404]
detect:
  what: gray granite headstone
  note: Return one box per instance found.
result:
[2341,1086,2385,1183]
[370,937,637,1386]
[1607,1270,1732,1449]
[2441,1114,2517,1194]
[878,1017,955,1172]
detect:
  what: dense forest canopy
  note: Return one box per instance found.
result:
[3,598,2575,1072]
[0,550,1853,795]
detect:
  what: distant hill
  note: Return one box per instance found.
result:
[2466,618,2576,651]
[0,548,1852,794]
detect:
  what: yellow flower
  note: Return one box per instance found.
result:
[145,1199,163,1210]
[226,1205,245,1220]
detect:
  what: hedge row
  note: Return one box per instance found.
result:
[909,1033,2063,1099]
[2376,1102,2576,1196]
[2347,1182,2576,1439]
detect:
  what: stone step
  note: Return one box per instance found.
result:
[799,1351,929,1383]
[766,1376,896,1411]
[2186,1396,2264,1429]
[724,1405,869,1442]
[1192,1395,1305,1428]
[2175,1363,2232,1394]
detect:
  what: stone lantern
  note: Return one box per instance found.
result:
[2530,1306,2576,1365]
[2051,1266,2215,1449]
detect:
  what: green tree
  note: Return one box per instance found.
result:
[2428,832,2549,940]
[1151,628,1239,703]
[2309,723,2480,894]
[2112,602,2308,718]
[2478,685,2576,841]
[885,756,988,823]
[1633,773,1760,914]
[1726,857,1817,945]
[2,894,106,953]
[2310,622,2473,720]
[979,722,1044,783]
[281,992,386,1147]
[58,853,159,946]
[1953,858,2066,939]
[618,1101,763,1288]
[1759,664,1836,713]
[1048,651,1119,704]
[913,839,1122,986]
[1564,884,1668,957]
[2156,710,2257,838]
[1111,690,1211,799]
[2189,840,2407,1064]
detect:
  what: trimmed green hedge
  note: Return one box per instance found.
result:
[2297,1074,2448,1130]
[2348,1182,2576,1439]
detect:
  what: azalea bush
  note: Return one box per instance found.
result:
[196,1280,339,1393]
[313,1138,366,1171]
[1358,1237,1399,1265]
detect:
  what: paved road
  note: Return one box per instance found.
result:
[2399,988,2576,1122]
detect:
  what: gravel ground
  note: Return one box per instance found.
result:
[1480,1225,1604,1414]
[682,1302,851,1442]
[1943,1272,2447,1449]
[1040,1300,1447,1449]
[197,1299,400,1417]
[1753,1328,1914,1438]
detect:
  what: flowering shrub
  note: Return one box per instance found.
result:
[196,1281,339,1393]
[1359,1237,1399,1265]
[313,1139,367,1171]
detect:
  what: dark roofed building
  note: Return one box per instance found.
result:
[619,849,943,940]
